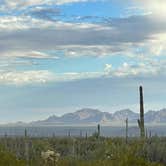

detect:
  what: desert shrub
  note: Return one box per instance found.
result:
[0,150,25,166]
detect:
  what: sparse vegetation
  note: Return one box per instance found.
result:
[0,135,165,166]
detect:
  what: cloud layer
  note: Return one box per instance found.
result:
[2,0,90,9]
[0,0,166,85]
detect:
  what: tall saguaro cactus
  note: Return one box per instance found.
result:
[138,86,145,138]
[125,118,128,143]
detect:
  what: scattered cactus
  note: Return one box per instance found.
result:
[97,124,100,138]
[138,86,145,138]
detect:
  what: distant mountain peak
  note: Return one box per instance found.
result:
[75,108,101,114]
[31,108,166,125]
[74,108,102,120]
[114,109,134,114]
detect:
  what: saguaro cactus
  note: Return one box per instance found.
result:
[80,130,82,138]
[138,86,145,138]
[85,132,88,140]
[68,130,71,138]
[24,128,29,166]
[97,124,100,138]
[125,118,128,143]
[24,128,27,138]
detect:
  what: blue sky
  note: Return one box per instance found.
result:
[0,0,166,123]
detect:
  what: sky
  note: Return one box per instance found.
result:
[0,0,166,123]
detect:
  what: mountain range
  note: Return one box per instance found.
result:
[31,108,166,126]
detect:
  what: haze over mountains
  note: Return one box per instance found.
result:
[31,108,166,126]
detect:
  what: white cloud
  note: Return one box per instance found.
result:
[0,69,103,85]
[140,0,166,17]
[0,59,166,85]
[1,50,58,59]
[104,60,166,77]
[55,0,89,5]
[0,15,111,31]
[0,16,56,30]
[2,0,92,9]
[104,64,112,74]
[54,72,103,82]
[127,0,166,18]
[0,70,54,85]
[61,45,131,57]
[113,63,157,77]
